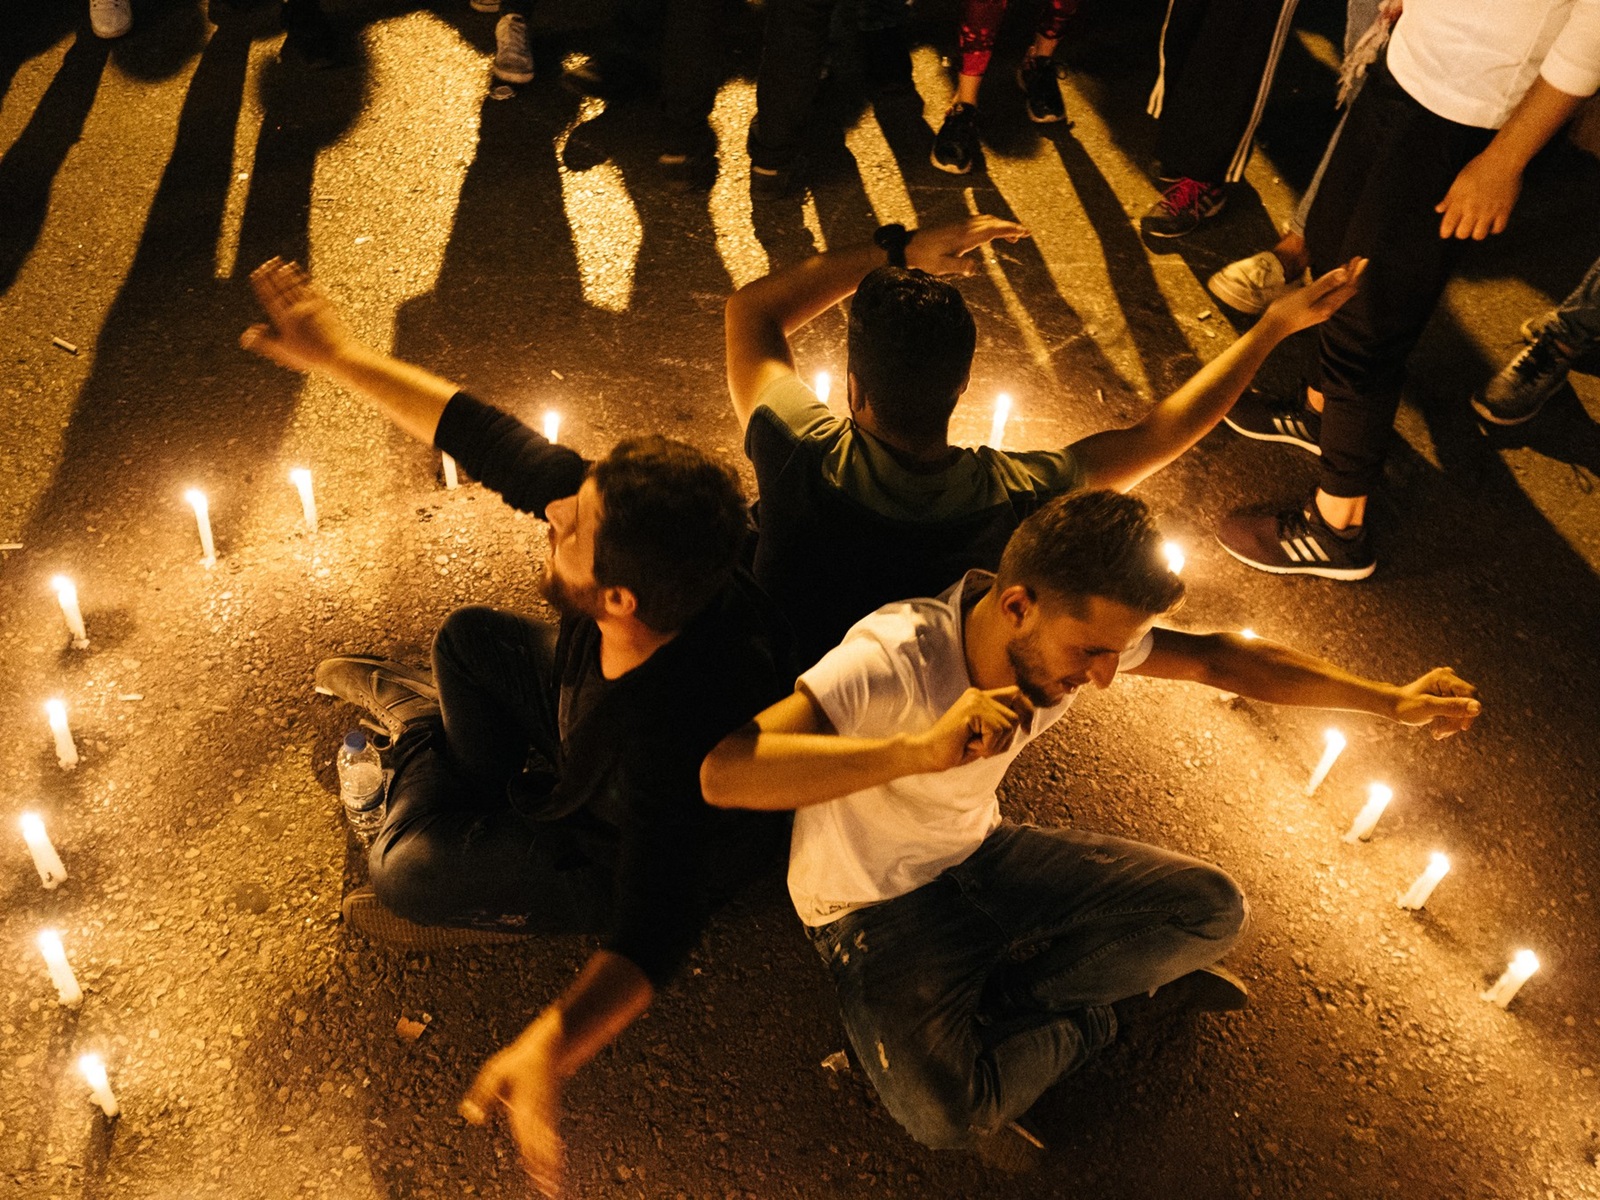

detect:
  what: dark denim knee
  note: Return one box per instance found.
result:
[1185,863,1248,949]
[895,1092,982,1152]
[433,604,504,667]
[368,831,450,926]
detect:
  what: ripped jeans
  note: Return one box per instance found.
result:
[805,823,1247,1149]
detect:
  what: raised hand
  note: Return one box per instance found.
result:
[905,215,1031,277]
[913,686,1037,772]
[461,1028,567,1198]
[1261,256,1368,336]
[1392,667,1482,740]
[240,257,360,373]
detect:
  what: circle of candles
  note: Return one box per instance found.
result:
[37,930,83,1007]
[78,1054,119,1118]
[184,488,216,566]
[1305,728,1346,796]
[44,698,78,770]
[814,371,832,407]
[989,392,1012,449]
[543,410,563,444]
[1397,851,1450,910]
[289,468,318,533]
[20,812,67,889]
[1162,541,1186,576]
[51,576,89,649]
[441,453,459,490]
[1481,950,1540,1009]
[1344,782,1393,843]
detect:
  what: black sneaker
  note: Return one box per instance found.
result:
[314,656,439,740]
[931,103,980,175]
[1224,385,1322,455]
[1016,56,1067,124]
[1140,177,1226,239]
[1472,333,1574,426]
[1217,498,1375,581]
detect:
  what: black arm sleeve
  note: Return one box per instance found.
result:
[433,392,590,519]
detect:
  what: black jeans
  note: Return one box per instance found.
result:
[1306,56,1493,499]
[368,606,613,934]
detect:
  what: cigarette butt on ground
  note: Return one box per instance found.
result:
[52,337,78,354]
[820,1050,849,1074]
[0,543,22,551]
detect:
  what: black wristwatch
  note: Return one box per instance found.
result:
[874,223,914,268]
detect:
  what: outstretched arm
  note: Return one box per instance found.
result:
[724,216,1030,430]
[1131,628,1482,739]
[461,951,653,1199]
[1068,259,1367,492]
[700,685,1035,810]
[241,257,459,445]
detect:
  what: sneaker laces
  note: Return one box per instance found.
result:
[1159,177,1211,216]
[1510,335,1569,383]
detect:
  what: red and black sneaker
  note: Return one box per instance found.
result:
[1216,496,1375,581]
[1140,176,1226,239]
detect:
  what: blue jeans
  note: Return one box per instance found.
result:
[805,823,1247,1149]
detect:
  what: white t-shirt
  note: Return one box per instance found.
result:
[1387,0,1600,129]
[787,571,1154,927]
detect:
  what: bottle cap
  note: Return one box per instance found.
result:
[343,731,367,752]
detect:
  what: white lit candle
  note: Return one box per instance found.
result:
[1162,541,1185,576]
[1240,628,1258,641]
[20,813,67,889]
[814,371,832,407]
[37,930,83,1007]
[44,699,78,770]
[543,410,562,443]
[1481,949,1539,1009]
[289,468,318,532]
[1305,728,1346,796]
[1397,852,1450,910]
[1343,782,1393,843]
[78,1054,119,1118]
[184,489,216,566]
[442,453,459,490]
[51,576,89,649]
[989,392,1012,448]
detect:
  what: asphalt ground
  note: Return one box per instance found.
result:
[2,1,1600,1198]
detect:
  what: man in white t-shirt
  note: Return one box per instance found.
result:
[702,490,1483,1150]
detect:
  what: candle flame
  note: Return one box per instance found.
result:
[78,1053,109,1090]
[21,812,46,839]
[1239,628,1258,640]
[1325,728,1346,752]
[183,488,208,510]
[1512,949,1539,974]
[814,371,832,406]
[38,929,65,958]
[1429,851,1449,873]
[44,698,67,724]
[289,468,312,490]
[1162,541,1185,575]
[543,410,563,443]
[1367,782,1393,806]
[50,575,76,599]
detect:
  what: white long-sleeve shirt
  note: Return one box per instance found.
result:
[1387,0,1600,128]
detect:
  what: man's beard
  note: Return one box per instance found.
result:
[540,564,602,621]
[1005,631,1075,709]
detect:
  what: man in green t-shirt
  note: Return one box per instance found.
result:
[725,215,1365,663]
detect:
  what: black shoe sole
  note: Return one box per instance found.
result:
[1470,394,1544,427]
[929,148,974,175]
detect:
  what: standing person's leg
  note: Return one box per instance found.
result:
[1218,58,1493,578]
[749,0,837,184]
[929,0,1007,174]
[657,0,724,174]
[1476,253,1600,426]
[856,0,914,97]
[807,823,1245,1148]
[1143,0,1299,238]
[1015,0,1076,125]
[366,607,608,933]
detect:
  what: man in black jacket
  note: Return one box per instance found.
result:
[242,258,792,1197]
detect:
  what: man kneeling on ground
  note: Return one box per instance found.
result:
[242,258,794,1195]
[701,490,1480,1151]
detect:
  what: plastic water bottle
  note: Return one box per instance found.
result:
[337,731,386,847]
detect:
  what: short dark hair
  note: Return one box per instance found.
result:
[846,267,977,446]
[590,437,750,633]
[997,491,1185,616]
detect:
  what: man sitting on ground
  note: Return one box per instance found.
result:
[724,214,1366,663]
[241,258,794,1196]
[701,490,1481,1152]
